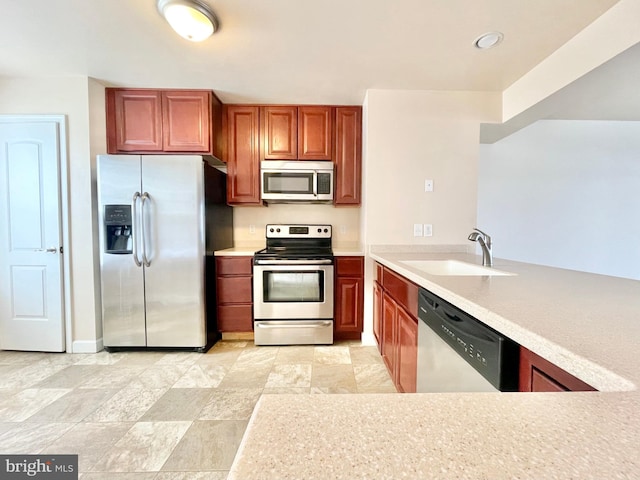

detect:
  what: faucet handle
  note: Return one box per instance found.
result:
[473,228,491,247]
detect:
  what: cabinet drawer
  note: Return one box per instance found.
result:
[336,256,364,276]
[382,268,418,318]
[217,305,253,332]
[216,256,253,275]
[217,276,252,303]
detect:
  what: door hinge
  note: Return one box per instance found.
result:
[60,246,64,254]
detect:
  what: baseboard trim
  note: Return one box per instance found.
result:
[72,338,104,353]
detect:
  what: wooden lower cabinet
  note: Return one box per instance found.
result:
[381,291,397,375]
[396,306,418,393]
[373,281,383,349]
[519,346,596,392]
[376,263,418,393]
[334,257,364,340]
[215,256,253,332]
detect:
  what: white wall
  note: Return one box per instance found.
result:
[363,89,501,246]
[0,75,104,350]
[478,120,640,280]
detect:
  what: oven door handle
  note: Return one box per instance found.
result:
[254,259,333,265]
[255,321,333,329]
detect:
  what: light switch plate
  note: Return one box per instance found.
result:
[423,224,433,236]
[425,179,434,192]
[413,224,423,237]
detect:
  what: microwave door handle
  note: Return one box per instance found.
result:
[313,171,318,197]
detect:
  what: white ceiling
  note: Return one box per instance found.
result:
[0,0,620,105]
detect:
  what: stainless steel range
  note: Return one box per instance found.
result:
[253,224,334,345]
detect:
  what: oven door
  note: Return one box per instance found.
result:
[253,263,334,320]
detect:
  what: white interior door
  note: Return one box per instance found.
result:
[0,121,65,352]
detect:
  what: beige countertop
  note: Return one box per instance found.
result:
[229,251,640,479]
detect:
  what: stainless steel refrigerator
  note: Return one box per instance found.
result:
[97,154,232,351]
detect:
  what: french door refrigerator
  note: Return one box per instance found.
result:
[97,154,232,351]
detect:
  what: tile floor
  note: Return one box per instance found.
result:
[0,340,395,479]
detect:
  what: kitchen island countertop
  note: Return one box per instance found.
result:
[229,250,640,479]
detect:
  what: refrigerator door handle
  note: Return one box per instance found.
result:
[131,192,142,267]
[140,192,151,267]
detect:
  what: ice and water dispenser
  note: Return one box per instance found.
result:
[104,205,133,254]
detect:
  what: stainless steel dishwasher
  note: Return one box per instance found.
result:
[417,288,519,392]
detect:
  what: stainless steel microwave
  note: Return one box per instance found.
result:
[261,160,334,203]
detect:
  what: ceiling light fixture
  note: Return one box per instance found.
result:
[473,32,504,50]
[157,0,219,42]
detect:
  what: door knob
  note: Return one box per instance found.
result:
[36,248,58,253]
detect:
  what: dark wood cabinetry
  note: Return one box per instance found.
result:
[334,106,362,205]
[375,262,418,393]
[396,304,418,393]
[334,256,364,340]
[298,106,333,160]
[215,256,253,332]
[225,105,261,205]
[222,103,361,206]
[519,346,596,392]
[106,88,220,156]
[260,105,333,161]
[260,106,298,160]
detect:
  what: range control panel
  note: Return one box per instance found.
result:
[266,224,331,239]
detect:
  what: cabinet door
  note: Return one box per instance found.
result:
[298,106,332,160]
[396,306,418,393]
[261,106,297,160]
[162,91,211,152]
[226,106,261,204]
[334,276,363,339]
[519,346,596,392]
[107,89,163,152]
[373,281,382,350]
[334,106,362,205]
[381,292,397,378]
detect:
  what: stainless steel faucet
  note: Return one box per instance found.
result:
[468,228,492,267]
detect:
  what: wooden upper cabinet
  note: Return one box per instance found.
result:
[162,90,211,152]
[106,88,220,155]
[260,106,297,160]
[334,106,362,205]
[107,89,163,152]
[225,105,261,205]
[298,106,333,160]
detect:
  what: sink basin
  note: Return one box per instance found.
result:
[400,260,516,277]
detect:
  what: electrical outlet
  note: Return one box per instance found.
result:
[249,224,255,234]
[413,224,423,237]
[425,179,434,192]
[423,224,433,237]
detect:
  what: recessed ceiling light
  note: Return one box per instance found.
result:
[157,0,219,42]
[473,32,504,50]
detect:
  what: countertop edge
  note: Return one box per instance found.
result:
[369,251,637,393]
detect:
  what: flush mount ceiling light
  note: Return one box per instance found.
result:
[473,31,504,50]
[157,0,219,42]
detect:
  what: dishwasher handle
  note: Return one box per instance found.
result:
[419,289,496,344]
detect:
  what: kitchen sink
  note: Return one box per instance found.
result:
[400,260,516,277]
